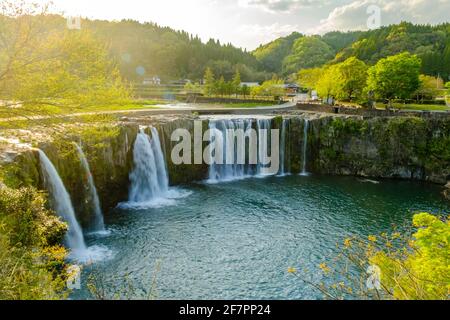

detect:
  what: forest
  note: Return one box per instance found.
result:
[6,14,449,84]
[254,22,450,80]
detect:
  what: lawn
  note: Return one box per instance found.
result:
[219,102,277,108]
[376,103,450,111]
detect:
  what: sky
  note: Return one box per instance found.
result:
[34,0,450,50]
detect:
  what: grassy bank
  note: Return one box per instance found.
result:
[377,103,449,111]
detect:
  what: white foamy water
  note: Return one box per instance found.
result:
[124,127,192,209]
[68,245,115,264]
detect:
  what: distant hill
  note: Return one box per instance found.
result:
[253,22,450,80]
[81,19,270,82]
[253,30,362,75]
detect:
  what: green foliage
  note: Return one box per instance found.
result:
[251,78,285,99]
[290,213,449,300]
[0,186,68,300]
[232,69,242,96]
[256,22,450,80]
[370,213,449,300]
[297,68,324,90]
[334,22,450,79]
[253,32,303,74]
[335,57,368,101]
[203,67,215,96]
[0,7,131,111]
[282,36,334,75]
[86,19,266,82]
[184,82,202,95]
[367,52,422,103]
[414,75,444,101]
[315,65,340,100]
[310,57,368,102]
[253,31,361,75]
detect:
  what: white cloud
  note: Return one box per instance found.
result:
[239,22,300,37]
[237,23,300,49]
[314,0,450,34]
[238,0,330,13]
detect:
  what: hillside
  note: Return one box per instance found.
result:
[253,23,450,79]
[81,19,271,82]
[6,15,269,83]
[253,30,362,75]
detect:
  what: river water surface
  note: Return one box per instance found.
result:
[75,175,449,300]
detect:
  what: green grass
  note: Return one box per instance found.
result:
[377,103,450,111]
[219,102,276,108]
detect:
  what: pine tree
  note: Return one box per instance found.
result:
[232,69,241,97]
[203,67,215,96]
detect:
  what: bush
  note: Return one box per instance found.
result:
[0,186,68,300]
[289,213,449,300]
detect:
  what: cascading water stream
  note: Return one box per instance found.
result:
[278,119,290,176]
[125,127,184,208]
[150,127,169,192]
[257,119,271,176]
[300,119,309,176]
[207,117,288,182]
[208,119,253,182]
[38,150,87,253]
[74,143,105,233]
[129,128,167,202]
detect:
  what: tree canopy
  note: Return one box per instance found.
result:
[367,52,422,103]
[0,1,130,116]
[282,37,334,75]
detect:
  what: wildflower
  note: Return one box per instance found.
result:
[287,267,297,274]
[368,235,377,242]
[344,238,352,248]
[319,263,330,274]
[392,232,401,239]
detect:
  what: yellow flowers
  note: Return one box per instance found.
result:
[368,235,377,242]
[344,238,352,248]
[319,263,330,274]
[287,267,297,274]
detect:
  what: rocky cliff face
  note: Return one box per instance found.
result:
[2,113,449,222]
[306,116,450,184]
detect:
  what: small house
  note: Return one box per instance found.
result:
[143,76,161,86]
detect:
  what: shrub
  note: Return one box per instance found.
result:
[0,186,68,300]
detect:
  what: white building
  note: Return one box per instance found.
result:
[143,76,161,86]
[240,82,259,88]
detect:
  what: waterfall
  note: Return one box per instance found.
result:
[207,117,283,182]
[150,127,169,192]
[74,143,105,232]
[38,150,87,252]
[208,119,252,182]
[257,119,271,176]
[128,127,170,203]
[300,119,310,176]
[278,119,289,176]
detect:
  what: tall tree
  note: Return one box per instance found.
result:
[415,75,444,101]
[216,76,226,97]
[316,65,340,102]
[297,68,323,91]
[366,52,422,107]
[232,69,241,96]
[203,67,215,96]
[0,1,130,116]
[335,57,368,101]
